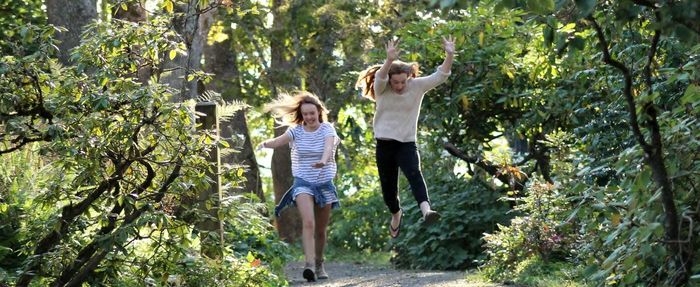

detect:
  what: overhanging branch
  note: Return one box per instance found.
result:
[588,16,651,152]
[443,142,526,191]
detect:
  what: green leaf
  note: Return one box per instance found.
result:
[574,0,596,17]
[440,0,457,9]
[121,3,128,11]
[169,50,177,60]
[681,84,700,105]
[246,251,255,262]
[543,26,554,48]
[527,0,554,14]
[495,0,517,12]
[570,36,586,50]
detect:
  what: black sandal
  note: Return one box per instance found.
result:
[390,209,403,238]
[303,268,316,282]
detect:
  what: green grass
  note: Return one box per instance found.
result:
[477,258,591,287]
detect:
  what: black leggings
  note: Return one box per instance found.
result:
[375,139,429,214]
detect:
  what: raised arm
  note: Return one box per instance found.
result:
[439,36,455,74]
[258,132,292,150]
[312,136,336,168]
[412,36,457,92]
[376,39,400,80]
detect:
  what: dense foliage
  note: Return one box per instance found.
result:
[0,3,289,286]
[1,0,699,286]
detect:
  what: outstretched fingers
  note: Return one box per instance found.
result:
[386,38,401,61]
[442,35,455,54]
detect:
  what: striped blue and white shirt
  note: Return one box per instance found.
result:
[286,122,338,184]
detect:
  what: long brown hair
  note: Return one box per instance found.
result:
[264,91,329,126]
[355,60,420,100]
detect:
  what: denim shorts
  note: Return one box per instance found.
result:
[292,185,339,205]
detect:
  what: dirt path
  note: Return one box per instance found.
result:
[284,261,501,287]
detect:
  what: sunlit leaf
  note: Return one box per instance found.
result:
[164,0,174,13]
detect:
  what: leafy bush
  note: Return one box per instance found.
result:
[0,20,290,286]
[481,179,576,281]
[327,186,390,253]
[391,172,512,270]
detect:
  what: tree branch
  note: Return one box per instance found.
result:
[51,160,156,287]
[16,119,155,286]
[443,142,526,190]
[62,164,182,287]
[588,16,651,152]
[644,26,661,90]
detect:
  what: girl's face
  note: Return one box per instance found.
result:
[300,103,320,127]
[389,73,408,93]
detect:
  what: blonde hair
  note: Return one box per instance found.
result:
[264,91,329,126]
[355,60,420,101]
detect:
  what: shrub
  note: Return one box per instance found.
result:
[391,174,512,270]
[481,178,577,282]
[327,186,389,253]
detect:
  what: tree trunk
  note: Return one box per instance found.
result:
[203,18,264,201]
[270,125,299,242]
[270,0,301,242]
[306,8,337,111]
[186,5,215,99]
[160,0,214,101]
[112,0,146,23]
[46,0,97,65]
[111,0,151,84]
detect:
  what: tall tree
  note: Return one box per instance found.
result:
[160,0,215,101]
[203,10,264,201]
[45,0,97,64]
[269,0,301,242]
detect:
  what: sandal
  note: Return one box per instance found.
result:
[422,210,441,226]
[390,209,403,238]
[303,268,316,282]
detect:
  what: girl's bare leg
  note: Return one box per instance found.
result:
[314,204,332,278]
[295,194,316,267]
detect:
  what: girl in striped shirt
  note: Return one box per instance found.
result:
[258,91,339,282]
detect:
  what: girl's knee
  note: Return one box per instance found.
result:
[302,218,315,231]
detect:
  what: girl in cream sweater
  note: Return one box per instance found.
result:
[356,36,455,238]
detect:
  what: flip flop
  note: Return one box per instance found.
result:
[390,209,403,238]
[422,210,441,226]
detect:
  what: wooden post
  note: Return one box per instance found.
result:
[195,102,224,259]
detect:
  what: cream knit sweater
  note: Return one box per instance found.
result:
[373,66,451,142]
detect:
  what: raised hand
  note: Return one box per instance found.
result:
[386,39,400,62]
[442,35,455,55]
